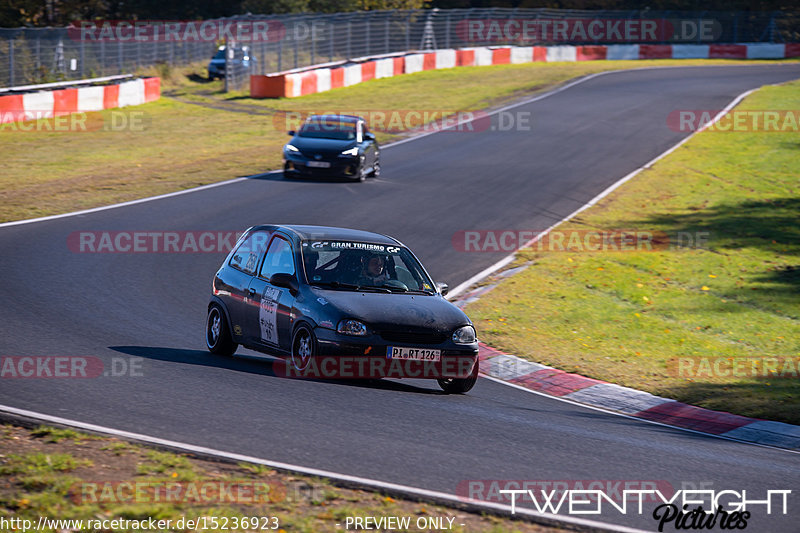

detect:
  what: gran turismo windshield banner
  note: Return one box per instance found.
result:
[305,241,401,253]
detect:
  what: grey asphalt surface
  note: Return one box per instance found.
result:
[2,65,799,531]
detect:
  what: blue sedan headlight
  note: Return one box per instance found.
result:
[340,146,359,156]
[452,325,476,344]
[285,144,299,152]
[338,319,368,336]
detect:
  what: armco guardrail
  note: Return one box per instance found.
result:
[1,8,797,90]
[0,77,160,124]
[251,43,800,98]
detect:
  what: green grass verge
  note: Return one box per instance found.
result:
[0,424,559,532]
[465,79,800,425]
[1,58,795,223]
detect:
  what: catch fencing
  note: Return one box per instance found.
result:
[1,8,796,90]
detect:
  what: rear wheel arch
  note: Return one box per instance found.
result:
[208,297,235,334]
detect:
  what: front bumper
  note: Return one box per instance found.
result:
[287,327,479,379]
[284,153,362,178]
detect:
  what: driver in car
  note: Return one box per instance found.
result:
[357,252,389,286]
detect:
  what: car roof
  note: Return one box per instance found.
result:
[252,225,401,246]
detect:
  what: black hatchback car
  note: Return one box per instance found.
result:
[206,225,479,393]
[283,115,380,182]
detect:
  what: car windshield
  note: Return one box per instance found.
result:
[213,49,246,60]
[301,241,435,293]
[298,119,357,141]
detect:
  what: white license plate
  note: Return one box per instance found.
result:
[306,161,331,168]
[387,347,441,362]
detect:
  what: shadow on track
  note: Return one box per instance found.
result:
[109,345,444,395]
[244,171,376,185]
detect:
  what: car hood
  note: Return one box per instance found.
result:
[310,289,470,333]
[291,136,356,158]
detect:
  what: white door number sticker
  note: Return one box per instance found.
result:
[259,286,281,343]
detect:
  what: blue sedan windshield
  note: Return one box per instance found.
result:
[298,121,357,141]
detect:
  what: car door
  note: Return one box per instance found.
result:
[221,229,270,342]
[246,234,298,354]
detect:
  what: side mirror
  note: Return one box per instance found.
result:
[287,130,296,136]
[270,273,299,295]
[436,282,449,296]
[364,132,376,141]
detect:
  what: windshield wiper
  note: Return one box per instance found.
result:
[368,285,434,295]
[313,281,358,290]
[383,285,408,293]
[357,285,392,293]
[313,281,391,293]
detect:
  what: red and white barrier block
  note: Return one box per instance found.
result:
[0,77,160,124]
[251,42,800,98]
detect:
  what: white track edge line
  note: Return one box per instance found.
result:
[454,83,800,454]
[2,69,794,455]
[446,85,758,300]
[0,72,612,230]
[6,63,786,229]
[478,375,800,455]
[387,63,798,152]
[0,403,648,533]
[0,176,256,229]
[381,70,614,149]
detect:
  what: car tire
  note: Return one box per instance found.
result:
[368,159,380,178]
[438,359,479,394]
[291,324,316,372]
[351,156,366,182]
[206,305,237,356]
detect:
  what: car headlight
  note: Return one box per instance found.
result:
[452,325,477,344]
[284,144,299,152]
[340,146,359,156]
[337,319,368,336]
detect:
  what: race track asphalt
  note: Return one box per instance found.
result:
[2,65,799,531]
